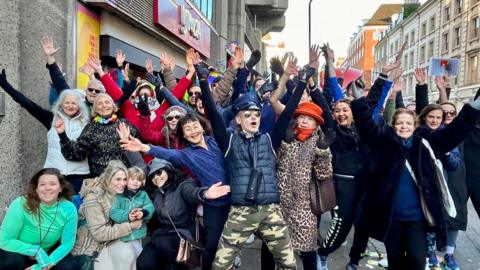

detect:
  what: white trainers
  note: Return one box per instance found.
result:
[378,257,388,268]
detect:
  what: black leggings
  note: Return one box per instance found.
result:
[260,242,316,269]
[0,248,79,270]
[384,219,428,270]
[137,232,188,270]
[318,176,369,264]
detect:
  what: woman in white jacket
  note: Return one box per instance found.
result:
[0,68,90,192]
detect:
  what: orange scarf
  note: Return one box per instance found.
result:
[295,127,316,142]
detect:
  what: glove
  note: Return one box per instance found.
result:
[349,80,364,100]
[298,67,316,82]
[270,57,284,76]
[194,64,210,81]
[317,128,336,149]
[262,71,270,80]
[258,81,278,96]
[246,50,261,70]
[0,69,9,88]
[138,94,151,116]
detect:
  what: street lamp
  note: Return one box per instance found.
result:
[308,0,314,50]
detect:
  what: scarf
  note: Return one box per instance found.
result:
[93,114,118,124]
[295,127,316,142]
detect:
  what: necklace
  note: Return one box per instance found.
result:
[37,202,59,252]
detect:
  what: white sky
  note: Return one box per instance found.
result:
[268,0,426,66]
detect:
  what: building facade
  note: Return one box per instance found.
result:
[0,0,287,219]
[347,4,404,88]
[374,0,480,107]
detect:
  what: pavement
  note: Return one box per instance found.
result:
[237,202,480,270]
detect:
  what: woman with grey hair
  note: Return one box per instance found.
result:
[55,93,140,177]
[72,160,141,270]
[0,69,90,192]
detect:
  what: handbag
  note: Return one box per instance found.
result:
[309,175,336,215]
[421,139,457,218]
[166,211,204,267]
[405,159,436,227]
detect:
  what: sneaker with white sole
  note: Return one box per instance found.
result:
[317,255,328,270]
[443,254,460,270]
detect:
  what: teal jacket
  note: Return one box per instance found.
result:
[110,190,154,241]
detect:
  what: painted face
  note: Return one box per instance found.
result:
[152,170,168,188]
[236,110,261,135]
[394,113,416,140]
[441,104,457,125]
[181,120,205,145]
[333,102,353,127]
[188,86,201,106]
[424,109,443,130]
[36,174,62,205]
[127,176,142,191]
[62,94,80,117]
[108,170,127,194]
[95,95,114,117]
[86,83,103,103]
[297,114,318,129]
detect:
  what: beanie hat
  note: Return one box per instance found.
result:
[134,80,155,97]
[293,102,324,125]
[163,105,187,119]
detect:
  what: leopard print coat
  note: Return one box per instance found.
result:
[276,132,333,252]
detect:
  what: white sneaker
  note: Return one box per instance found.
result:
[378,257,388,268]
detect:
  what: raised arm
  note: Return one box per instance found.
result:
[414,68,429,114]
[42,37,70,92]
[270,57,298,115]
[322,43,343,102]
[435,76,449,104]
[0,69,53,129]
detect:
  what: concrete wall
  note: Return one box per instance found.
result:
[0,0,75,220]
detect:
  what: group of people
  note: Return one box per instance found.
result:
[0,35,479,270]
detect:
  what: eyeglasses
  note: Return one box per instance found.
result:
[188,91,200,96]
[87,88,102,94]
[444,110,457,116]
[166,115,182,121]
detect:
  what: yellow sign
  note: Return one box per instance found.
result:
[76,3,100,89]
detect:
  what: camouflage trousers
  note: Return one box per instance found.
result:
[212,203,296,270]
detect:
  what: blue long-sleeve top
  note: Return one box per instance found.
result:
[147,135,230,206]
[324,76,344,102]
[231,68,249,103]
[372,80,393,125]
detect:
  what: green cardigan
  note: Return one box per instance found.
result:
[0,196,78,269]
[110,190,154,241]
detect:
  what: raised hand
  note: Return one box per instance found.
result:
[115,49,126,68]
[88,56,102,74]
[435,76,446,90]
[204,182,231,199]
[388,67,403,82]
[186,48,195,67]
[284,57,298,76]
[309,44,321,70]
[246,49,261,70]
[0,69,9,88]
[392,80,405,93]
[414,68,427,85]
[116,122,131,141]
[54,117,65,134]
[231,47,244,69]
[79,64,95,80]
[122,63,130,82]
[160,52,176,70]
[321,43,335,62]
[298,66,316,82]
[41,36,60,64]
[145,58,154,74]
[270,56,284,76]
[120,135,150,152]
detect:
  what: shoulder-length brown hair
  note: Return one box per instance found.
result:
[25,168,73,214]
[391,108,419,127]
[417,104,445,126]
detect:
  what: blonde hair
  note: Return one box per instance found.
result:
[92,93,118,117]
[128,166,146,186]
[391,108,418,127]
[98,160,128,196]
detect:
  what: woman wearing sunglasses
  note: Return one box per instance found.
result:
[139,105,187,150]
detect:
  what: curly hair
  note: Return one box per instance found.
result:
[25,168,73,214]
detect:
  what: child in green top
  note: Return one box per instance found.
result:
[110,166,154,256]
